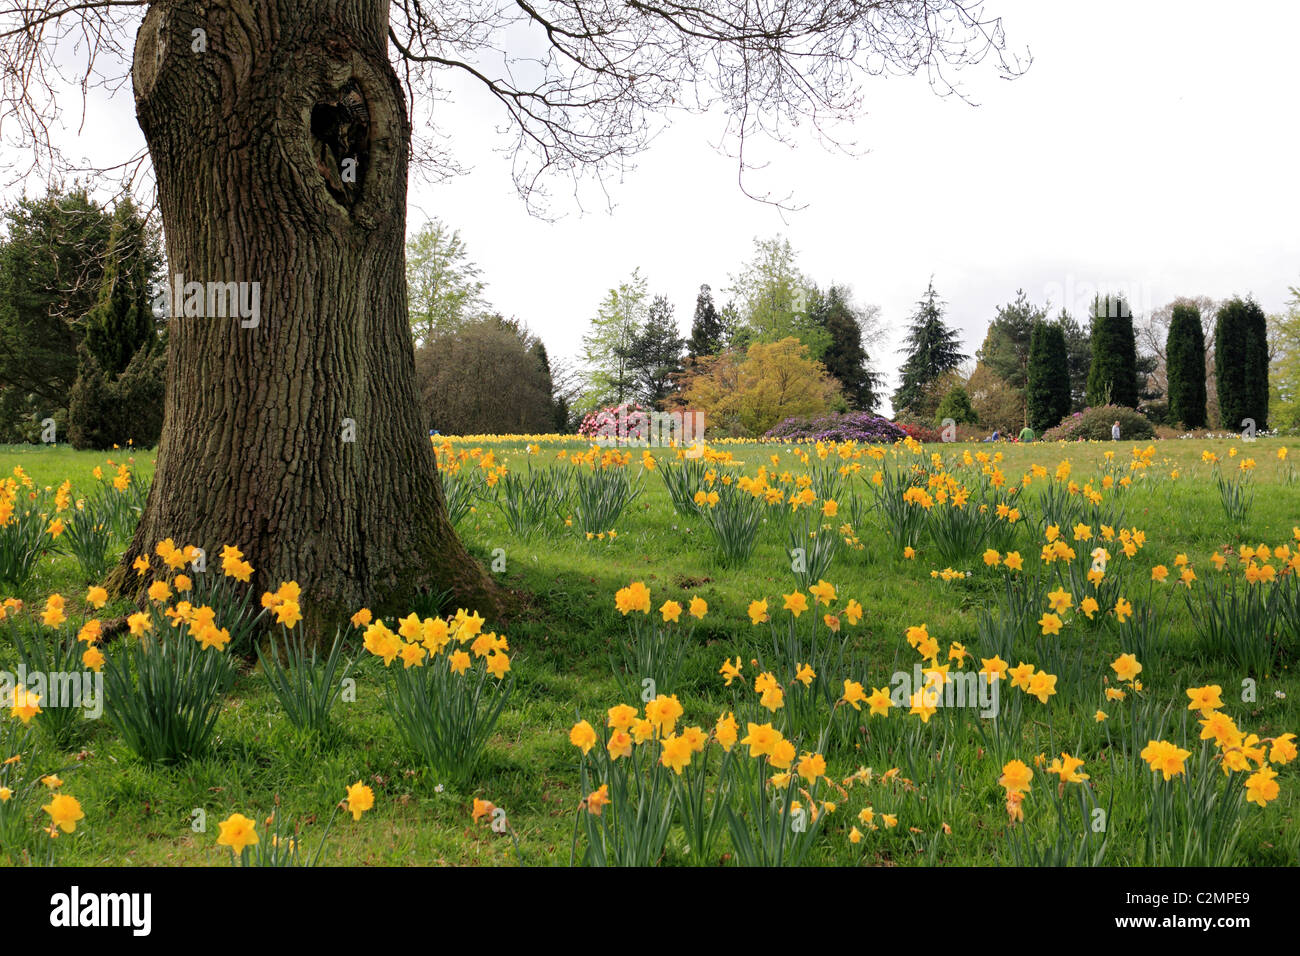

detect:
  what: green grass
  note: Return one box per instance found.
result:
[1,436,1298,866]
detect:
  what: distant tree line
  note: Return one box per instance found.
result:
[405,218,567,434]
[13,195,1285,445]
[894,278,1279,437]
[575,236,885,436]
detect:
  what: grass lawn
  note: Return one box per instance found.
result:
[1,435,1298,866]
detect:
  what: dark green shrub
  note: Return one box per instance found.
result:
[67,341,165,450]
[934,384,978,426]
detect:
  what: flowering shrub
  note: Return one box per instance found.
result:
[577,402,651,442]
[893,421,944,443]
[1041,405,1155,442]
[764,412,908,444]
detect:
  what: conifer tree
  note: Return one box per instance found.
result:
[812,284,880,412]
[1215,297,1269,432]
[892,279,966,415]
[1026,320,1070,431]
[686,284,725,359]
[1165,302,1207,428]
[1085,294,1138,408]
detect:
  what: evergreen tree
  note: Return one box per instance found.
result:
[979,289,1046,391]
[628,294,686,407]
[66,346,109,449]
[686,284,725,359]
[892,279,966,416]
[0,188,117,428]
[68,338,167,449]
[81,197,160,377]
[530,339,569,432]
[2,190,164,445]
[1085,294,1139,407]
[1043,323,1071,427]
[1026,320,1071,431]
[1136,352,1161,403]
[1056,309,1092,412]
[1215,297,1270,432]
[811,284,880,412]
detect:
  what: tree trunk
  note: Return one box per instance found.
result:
[106,0,502,623]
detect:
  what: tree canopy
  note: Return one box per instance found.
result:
[406,219,487,345]
[676,336,837,437]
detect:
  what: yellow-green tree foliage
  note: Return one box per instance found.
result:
[677,337,838,437]
[1270,285,1300,432]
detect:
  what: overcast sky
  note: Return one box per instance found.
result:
[8,0,1299,415]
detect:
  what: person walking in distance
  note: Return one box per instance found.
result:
[1111,420,1121,441]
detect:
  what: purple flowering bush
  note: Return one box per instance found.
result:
[764,412,909,444]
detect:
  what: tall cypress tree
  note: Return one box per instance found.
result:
[1045,324,1071,426]
[892,279,966,415]
[1085,294,1138,408]
[686,283,725,359]
[1215,297,1269,432]
[1026,320,1071,431]
[1024,322,1047,429]
[1165,302,1207,428]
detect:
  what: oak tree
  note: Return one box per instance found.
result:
[0,0,1022,618]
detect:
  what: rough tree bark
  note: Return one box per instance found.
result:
[103,0,501,623]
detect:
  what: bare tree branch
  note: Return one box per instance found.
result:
[3,0,1027,214]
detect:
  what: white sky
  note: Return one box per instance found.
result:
[8,0,1299,415]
